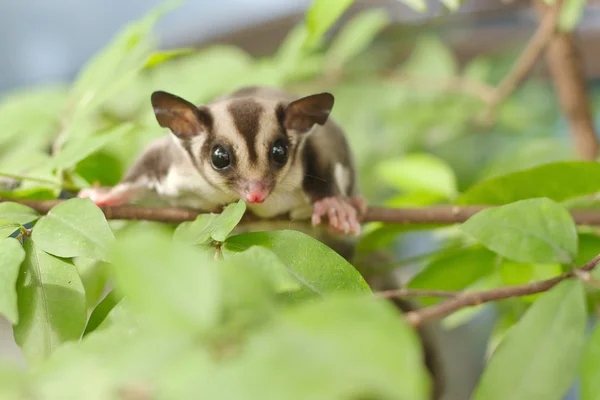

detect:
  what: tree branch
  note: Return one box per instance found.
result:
[536,1,599,160]
[480,0,563,123]
[403,253,600,328]
[377,288,458,299]
[5,199,600,226]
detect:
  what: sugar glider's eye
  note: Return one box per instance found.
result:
[271,139,288,165]
[211,145,231,170]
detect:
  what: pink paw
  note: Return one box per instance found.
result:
[77,188,125,207]
[311,196,364,236]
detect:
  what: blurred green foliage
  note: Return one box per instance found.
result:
[0,0,599,399]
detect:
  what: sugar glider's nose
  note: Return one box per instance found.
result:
[240,180,270,204]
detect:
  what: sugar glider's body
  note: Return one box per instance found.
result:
[79,86,364,238]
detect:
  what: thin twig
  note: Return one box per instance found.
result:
[573,269,600,290]
[5,199,600,227]
[480,0,563,124]
[535,0,599,160]
[404,253,600,328]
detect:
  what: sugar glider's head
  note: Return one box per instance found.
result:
[150,89,334,204]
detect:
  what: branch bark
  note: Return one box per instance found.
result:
[403,253,600,328]
[6,199,600,226]
[480,0,563,123]
[536,1,599,160]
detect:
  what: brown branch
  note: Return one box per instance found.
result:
[404,253,600,328]
[377,288,458,299]
[6,199,600,226]
[536,1,599,160]
[480,0,563,123]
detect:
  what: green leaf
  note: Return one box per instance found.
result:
[499,260,534,285]
[473,280,586,400]
[30,322,184,400]
[0,187,58,201]
[558,0,585,32]
[74,151,124,187]
[403,35,456,78]
[74,257,109,310]
[0,85,67,149]
[460,198,578,264]
[477,138,574,182]
[110,228,222,332]
[174,200,246,244]
[376,153,458,198]
[144,48,196,68]
[143,46,253,109]
[581,323,600,400]
[486,307,520,357]
[326,9,390,71]
[13,240,86,366]
[408,247,496,305]
[201,296,431,400]
[211,201,247,242]
[0,362,27,400]
[83,291,124,336]
[0,238,25,324]
[32,198,115,262]
[576,233,600,266]
[457,162,600,205]
[224,230,371,295]
[225,246,301,293]
[274,24,310,78]
[50,123,133,170]
[0,221,20,239]
[64,1,177,142]
[385,192,446,207]
[304,0,356,49]
[0,202,40,224]
[441,0,464,11]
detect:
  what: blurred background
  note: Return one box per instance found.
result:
[2,1,600,399]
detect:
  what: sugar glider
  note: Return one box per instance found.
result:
[78,86,366,236]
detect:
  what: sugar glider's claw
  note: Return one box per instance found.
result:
[312,196,362,236]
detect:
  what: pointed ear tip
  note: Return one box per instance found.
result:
[320,92,334,106]
[151,91,164,106]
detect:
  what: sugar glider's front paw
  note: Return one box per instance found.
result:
[311,196,363,236]
[77,187,127,207]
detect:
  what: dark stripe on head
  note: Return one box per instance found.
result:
[180,139,198,169]
[228,99,263,164]
[196,106,214,134]
[275,103,286,132]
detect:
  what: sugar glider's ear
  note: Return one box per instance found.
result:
[151,91,212,139]
[283,92,334,133]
